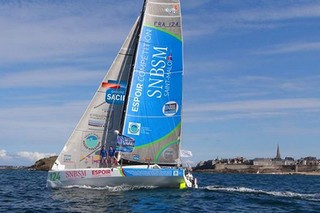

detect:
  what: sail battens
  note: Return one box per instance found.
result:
[125,114,181,118]
[143,24,182,41]
[132,70,183,74]
[145,13,180,18]
[119,53,134,56]
[148,2,179,5]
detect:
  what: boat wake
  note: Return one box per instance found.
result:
[62,185,159,191]
[204,185,320,201]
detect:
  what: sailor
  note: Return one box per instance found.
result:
[107,146,117,169]
[100,145,107,168]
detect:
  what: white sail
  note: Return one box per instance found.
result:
[52,18,141,170]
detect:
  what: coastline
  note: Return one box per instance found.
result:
[193,169,320,176]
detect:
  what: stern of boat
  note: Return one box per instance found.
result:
[183,171,198,189]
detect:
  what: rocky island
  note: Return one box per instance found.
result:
[29,156,57,171]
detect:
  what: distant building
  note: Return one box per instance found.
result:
[297,157,318,166]
[284,157,295,165]
[253,144,285,166]
[253,158,273,166]
[275,144,281,160]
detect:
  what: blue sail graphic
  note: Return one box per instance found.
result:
[123,23,182,164]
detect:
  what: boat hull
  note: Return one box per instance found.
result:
[47,165,188,189]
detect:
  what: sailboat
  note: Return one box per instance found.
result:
[47,0,197,189]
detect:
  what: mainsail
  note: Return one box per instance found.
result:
[122,0,183,165]
[52,17,141,170]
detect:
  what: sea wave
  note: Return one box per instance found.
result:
[204,185,320,201]
[62,184,158,191]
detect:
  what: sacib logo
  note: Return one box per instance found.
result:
[128,122,141,135]
[101,80,127,105]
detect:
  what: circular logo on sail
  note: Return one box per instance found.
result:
[128,122,141,135]
[133,155,140,161]
[162,101,178,116]
[163,148,175,161]
[83,134,100,150]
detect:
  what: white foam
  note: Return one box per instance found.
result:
[62,184,158,191]
[204,185,320,201]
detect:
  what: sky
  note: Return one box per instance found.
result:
[1,0,320,166]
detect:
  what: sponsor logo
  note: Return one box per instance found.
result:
[88,119,105,127]
[128,122,141,135]
[133,155,140,161]
[92,170,111,176]
[65,170,87,179]
[163,101,178,116]
[83,134,100,150]
[101,80,127,105]
[163,148,175,161]
[164,4,179,14]
[63,155,72,162]
[173,170,179,176]
[88,110,114,130]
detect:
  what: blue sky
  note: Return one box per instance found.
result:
[1,0,320,166]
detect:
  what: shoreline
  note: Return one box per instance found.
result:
[193,170,320,176]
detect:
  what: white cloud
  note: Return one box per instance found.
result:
[0,18,121,62]
[184,60,234,76]
[184,98,320,122]
[185,98,320,113]
[184,2,320,38]
[253,41,320,55]
[0,1,140,63]
[183,0,213,10]
[279,82,305,91]
[0,100,87,153]
[17,151,56,162]
[229,3,320,22]
[0,149,10,159]
[0,150,56,166]
[0,67,104,88]
[0,100,87,131]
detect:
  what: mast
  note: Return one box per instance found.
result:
[119,0,147,134]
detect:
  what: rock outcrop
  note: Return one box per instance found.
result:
[29,156,58,171]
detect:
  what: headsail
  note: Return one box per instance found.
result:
[122,0,183,165]
[52,17,141,170]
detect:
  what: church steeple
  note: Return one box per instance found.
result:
[275,144,281,160]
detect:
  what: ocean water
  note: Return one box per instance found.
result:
[1,170,320,212]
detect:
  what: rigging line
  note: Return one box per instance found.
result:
[101,17,141,148]
[79,144,106,162]
[119,0,147,134]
